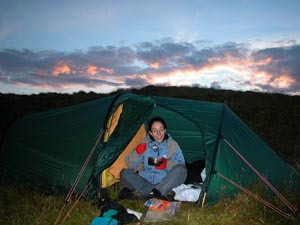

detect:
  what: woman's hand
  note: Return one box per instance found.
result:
[136,143,147,154]
[155,157,167,169]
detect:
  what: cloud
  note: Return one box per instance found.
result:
[0,39,299,95]
[249,45,300,93]
[124,75,150,88]
[210,81,222,90]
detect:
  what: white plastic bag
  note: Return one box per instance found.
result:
[172,184,201,202]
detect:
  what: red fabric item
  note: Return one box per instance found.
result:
[136,143,147,154]
[155,157,167,170]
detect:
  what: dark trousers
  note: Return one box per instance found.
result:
[120,164,187,195]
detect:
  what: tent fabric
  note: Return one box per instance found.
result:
[0,93,299,206]
[0,96,115,191]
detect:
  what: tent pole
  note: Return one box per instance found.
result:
[201,192,207,208]
[60,178,93,225]
[200,103,226,206]
[54,129,104,225]
[65,129,104,203]
[223,137,297,213]
[216,172,293,220]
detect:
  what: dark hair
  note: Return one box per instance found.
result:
[148,117,167,130]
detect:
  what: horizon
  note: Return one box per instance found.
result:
[1,85,299,97]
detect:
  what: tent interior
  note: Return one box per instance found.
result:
[100,99,207,189]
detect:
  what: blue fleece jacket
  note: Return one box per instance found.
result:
[125,133,185,185]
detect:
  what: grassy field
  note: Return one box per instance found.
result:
[1,183,299,225]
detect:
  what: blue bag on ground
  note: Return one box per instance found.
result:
[99,199,139,224]
[90,217,118,225]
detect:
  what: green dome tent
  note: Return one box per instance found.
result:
[1,93,299,218]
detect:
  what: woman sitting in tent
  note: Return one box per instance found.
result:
[118,116,187,200]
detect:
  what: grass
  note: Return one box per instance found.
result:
[0,184,99,225]
[0,184,299,225]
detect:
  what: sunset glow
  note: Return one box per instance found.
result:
[52,64,71,76]
[0,1,299,95]
[87,65,97,75]
[272,75,295,88]
[251,72,273,85]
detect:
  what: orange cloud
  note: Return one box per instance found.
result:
[87,65,113,75]
[251,72,272,85]
[52,63,71,76]
[99,67,113,74]
[87,65,97,75]
[250,71,295,89]
[272,75,294,88]
[150,62,159,69]
[249,57,273,67]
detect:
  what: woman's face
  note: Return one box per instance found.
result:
[149,121,166,142]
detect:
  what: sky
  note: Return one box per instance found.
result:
[0,0,300,95]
